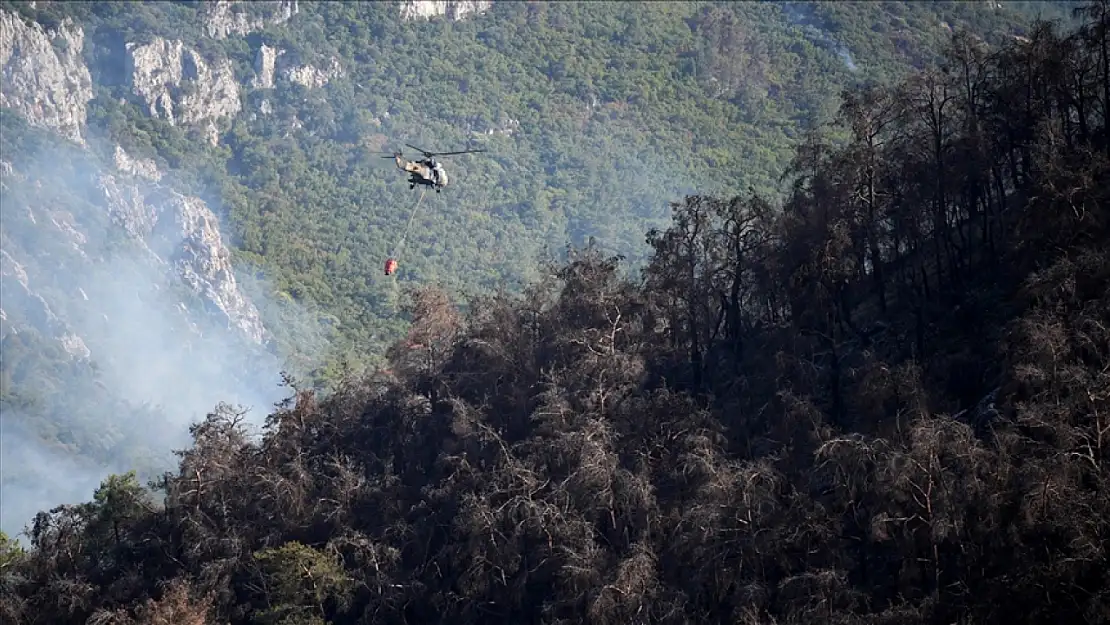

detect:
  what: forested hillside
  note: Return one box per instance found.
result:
[3,0,1075,538]
[2,5,1107,625]
[1,0,1075,359]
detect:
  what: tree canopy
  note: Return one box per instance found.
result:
[3,6,1108,624]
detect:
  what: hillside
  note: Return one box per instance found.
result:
[2,6,1108,624]
[0,110,295,533]
[0,1,1080,535]
[1,1,1073,349]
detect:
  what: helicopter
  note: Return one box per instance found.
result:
[383,143,486,192]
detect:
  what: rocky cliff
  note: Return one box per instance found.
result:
[202,0,300,40]
[1,143,269,355]
[0,11,274,368]
[0,248,91,360]
[252,44,344,91]
[0,10,93,144]
[125,38,242,146]
[1,0,498,375]
[3,0,490,149]
[97,156,269,344]
[399,0,493,21]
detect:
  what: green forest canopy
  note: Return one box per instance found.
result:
[1,0,1081,372]
[0,0,1087,551]
[2,4,1108,624]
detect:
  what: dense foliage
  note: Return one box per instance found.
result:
[1,0,1075,365]
[3,1,1074,536]
[3,6,1108,624]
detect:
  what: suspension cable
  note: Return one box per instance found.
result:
[392,188,427,264]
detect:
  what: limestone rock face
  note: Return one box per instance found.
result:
[283,56,344,88]
[113,145,162,182]
[252,44,282,89]
[252,44,344,90]
[126,38,242,146]
[0,249,90,359]
[399,0,492,22]
[97,172,268,345]
[0,10,94,144]
[202,0,299,39]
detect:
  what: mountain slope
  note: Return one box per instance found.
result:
[0,0,1074,536]
[0,110,294,535]
[2,0,1067,353]
[2,7,1107,622]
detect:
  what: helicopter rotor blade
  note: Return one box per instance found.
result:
[404,143,433,156]
[404,142,486,158]
[427,148,487,156]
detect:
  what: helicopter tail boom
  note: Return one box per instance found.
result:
[391,153,430,176]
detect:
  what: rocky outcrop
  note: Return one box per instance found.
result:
[252,44,282,89]
[399,0,492,21]
[252,44,343,90]
[0,10,93,144]
[203,0,299,39]
[126,38,241,145]
[0,249,90,358]
[96,173,268,344]
[48,210,88,257]
[2,143,269,365]
[468,114,520,138]
[160,193,267,343]
[113,145,163,181]
[1,249,31,293]
[59,332,92,359]
[283,56,344,88]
